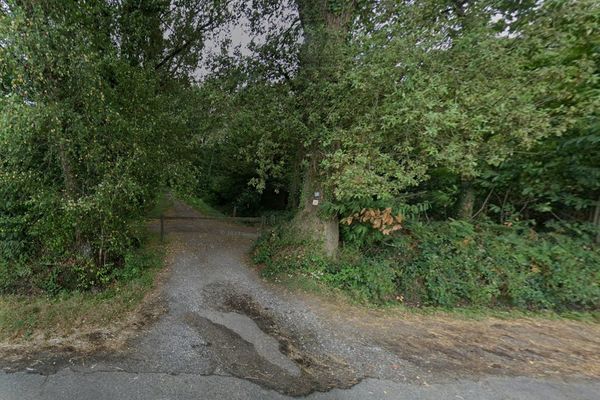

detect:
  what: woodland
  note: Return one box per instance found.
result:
[1,0,599,311]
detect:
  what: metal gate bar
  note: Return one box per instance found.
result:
[159,215,266,241]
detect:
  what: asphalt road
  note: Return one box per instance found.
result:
[2,371,600,400]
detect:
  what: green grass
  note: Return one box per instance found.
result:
[0,234,165,342]
[270,271,600,323]
[177,192,225,217]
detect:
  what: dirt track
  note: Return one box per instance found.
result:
[0,199,599,399]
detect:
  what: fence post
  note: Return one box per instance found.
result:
[260,215,266,231]
[160,214,164,242]
[232,206,237,218]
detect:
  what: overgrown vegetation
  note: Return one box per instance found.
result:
[255,221,600,311]
[0,232,164,341]
[0,1,230,293]
[1,0,599,314]
[228,0,596,313]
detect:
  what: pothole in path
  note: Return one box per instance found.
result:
[195,285,360,396]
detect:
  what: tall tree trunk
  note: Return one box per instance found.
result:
[593,195,600,245]
[457,178,475,219]
[287,147,303,210]
[292,0,356,258]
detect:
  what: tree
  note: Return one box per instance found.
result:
[196,0,596,251]
[293,0,560,227]
[477,0,600,240]
[287,0,362,257]
[0,0,232,291]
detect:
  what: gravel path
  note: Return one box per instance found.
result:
[1,200,598,399]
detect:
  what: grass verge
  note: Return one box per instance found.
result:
[0,233,165,343]
[270,271,600,323]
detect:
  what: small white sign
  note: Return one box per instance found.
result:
[312,199,319,206]
[314,192,321,198]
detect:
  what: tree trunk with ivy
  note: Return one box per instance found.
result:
[292,0,356,258]
[457,178,475,220]
[593,195,600,245]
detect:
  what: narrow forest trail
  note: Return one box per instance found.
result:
[1,200,599,399]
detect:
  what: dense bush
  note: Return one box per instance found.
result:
[254,222,600,310]
[395,221,599,310]
[0,225,162,295]
[0,1,218,293]
[254,226,402,303]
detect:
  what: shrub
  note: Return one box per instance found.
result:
[394,221,600,310]
[255,220,600,311]
[253,227,397,303]
[0,228,161,295]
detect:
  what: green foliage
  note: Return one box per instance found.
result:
[297,0,570,208]
[0,236,164,341]
[0,229,163,295]
[182,78,304,214]
[254,226,399,303]
[255,221,600,310]
[110,239,164,286]
[1,3,136,277]
[395,221,599,310]
[323,254,397,303]
[0,1,228,293]
[472,0,600,225]
[203,0,599,230]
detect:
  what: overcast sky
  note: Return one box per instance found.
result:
[195,2,297,80]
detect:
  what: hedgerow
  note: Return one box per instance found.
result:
[254,221,600,311]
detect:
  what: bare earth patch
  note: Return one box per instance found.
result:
[291,289,600,380]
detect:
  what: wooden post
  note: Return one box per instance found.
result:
[593,196,600,245]
[232,206,237,218]
[160,214,164,242]
[260,215,266,231]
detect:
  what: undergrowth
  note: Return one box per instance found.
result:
[0,232,164,341]
[0,193,168,341]
[0,192,169,295]
[176,192,225,217]
[253,221,600,313]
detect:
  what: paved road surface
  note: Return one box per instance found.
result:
[2,371,600,400]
